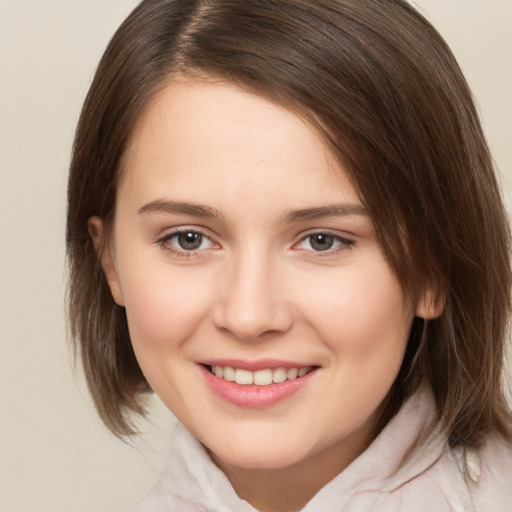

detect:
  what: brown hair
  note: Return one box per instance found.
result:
[67,0,512,445]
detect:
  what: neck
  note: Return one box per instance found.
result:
[210,419,376,512]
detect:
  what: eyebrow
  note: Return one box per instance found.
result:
[137,199,368,222]
[284,203,368,222]
[137,199,223,219]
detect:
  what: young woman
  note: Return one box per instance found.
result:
[67,0,512,510]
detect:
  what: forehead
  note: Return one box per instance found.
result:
[118,77,362,219]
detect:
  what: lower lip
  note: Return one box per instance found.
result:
[200,365,317,408]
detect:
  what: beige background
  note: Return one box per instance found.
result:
[0,1,511,511]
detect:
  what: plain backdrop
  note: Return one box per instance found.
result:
[0,1,511,511]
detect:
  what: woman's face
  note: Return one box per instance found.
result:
[97,78,433,473]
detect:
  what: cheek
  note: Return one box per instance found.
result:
[296,262,412,361]
[118,260,213,354]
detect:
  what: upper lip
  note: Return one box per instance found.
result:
[198,359,317,371]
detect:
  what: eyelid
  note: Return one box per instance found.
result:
[293,229,355,254]
[156,226,220,257]
[154,226,355,259]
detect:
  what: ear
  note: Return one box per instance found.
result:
[88,216,125,307]
[415,285,444,320]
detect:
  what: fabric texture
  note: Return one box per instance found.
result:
[128,383,512,511]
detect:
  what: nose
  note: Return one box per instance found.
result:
[212,248,294,341]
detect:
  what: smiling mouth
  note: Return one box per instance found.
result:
[205,365,316,386]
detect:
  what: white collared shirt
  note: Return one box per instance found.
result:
[129,383,512,511]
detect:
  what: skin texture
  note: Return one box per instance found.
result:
[90,78,439,511]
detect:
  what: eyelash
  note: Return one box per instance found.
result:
[156,229,355,259]
[294,231,355,258]
[156,228,217,259]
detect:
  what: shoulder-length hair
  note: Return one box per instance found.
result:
[67,0,512,445]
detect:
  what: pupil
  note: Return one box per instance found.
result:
[178,232,202,250]
[310,234,333,251]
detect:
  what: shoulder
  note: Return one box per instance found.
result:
[366,437,512,512]
[127,424,257,512]
[468,436,512,512]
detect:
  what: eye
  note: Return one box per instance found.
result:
[296,232,354,253]
[305,233,335,251]
[158,229,217,253]
[174,231,206,250]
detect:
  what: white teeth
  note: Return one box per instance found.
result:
[286,368,298,380]
[235,369,253,385]
[223,367,235,381]
[210,365,314,385]
[298,367,310,377]
[272,367,287,383]
[254,369,273,385]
